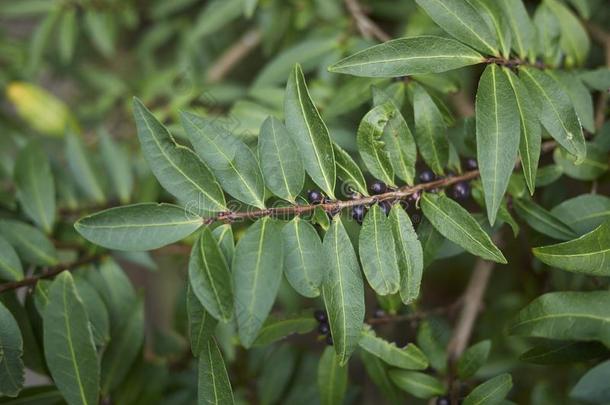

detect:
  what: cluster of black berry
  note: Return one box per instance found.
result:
[418,158,478,202]
[351,180,422,226]
[313,309,333,346]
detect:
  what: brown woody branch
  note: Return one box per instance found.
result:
[0,254,104,294]
[206,29,262,83]
[344,0,391,42]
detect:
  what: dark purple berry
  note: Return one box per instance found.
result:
[411,213,421,224]
[436,397,451,405]
[370,180,387,195]
[313,309,327,323]
[307,190,324,204]
[452,181,470,200]
[318,322,330,335]
[465,158,478,170]
[373,308,386,318]
[352,205,366,224]
[326,334,333,346]
[379,200,392,216]
[419,170,435,183]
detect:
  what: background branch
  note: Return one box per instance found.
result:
[206,29,262,83]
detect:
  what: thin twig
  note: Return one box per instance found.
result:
[206,29,262,83]
[0,254,104,293]
[344,0,391,42]
[367,300,462,325]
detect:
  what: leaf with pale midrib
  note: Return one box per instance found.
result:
[412,83,449,175]
[189,227,233,321]
[0,220,58,266]
[519,67,586,163]
[499,0,536,59]
[198,338,235,405]
[463,373,512,405]
[328,36,484,77]
[253,311,317,346]
[0,301,24,397]
[187,283,217,356]
[43,272,99,405]
[550,194,610,235]
[284,64,336,198]
[99,131,133,205]
[75,203,203,251]
[258,116,304,203]
[65,132,105,204]
[133,99,226,214]
[322,217,365,365]
[476,65,520,225]
[233,217,284,348]
[532,221,610,276]
[414,0,498,55]
[503,67,541,195]
[318,346,347,405]
[14,141,55,233]
[513,197,576,241]
[389,206,423,304]
[510,291,610,346]
[0,235,23,282]
[359,204,400,295]
[180,111,266,209]
[282,218,325,298]
[333,143,369,196]
[421,193,506,263]
[359,326,428,370]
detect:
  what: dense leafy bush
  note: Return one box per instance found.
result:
[0,0,609,404]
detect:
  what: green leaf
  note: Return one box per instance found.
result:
[503,68,541,195]
[0,301,24,397]
[0,220,58,266]
[14,141,56,233]
[550,71,595,133]
[389,205,423,304]
[553,144,608,181]
[75,203,203,251]
[73,277,110,347]
[510,291,610,347]
[58,8,77,63]
[544,0,589,66]
[499,0,536,59]
[233,217,283,348]
[189,227,233,321]
[476,65,520,224]
[532,221,610,276]
[284,64,336,198]
[322,217,365,365]
[0,385,62,404]
[192,0,242,40]
[181,111,266,208]
[198,338,235,405]
[551,194,610,235]
[519,67,586,163]
[328,36,484,77]
[212,224,235,264]
[43,272,100,405]
[359,204,400,295]
[513,197,577,241]
[535,164,562,187]
[359,326,428,370]
[282,218,325,298]
[65,132,105,204]
[458,340,491,379]
[579,68,610,91]
[318,346,347,405]
[412,83,449,175]
[421,193,506,263]
[389,370,445,399]
[414,0,498,55]
[99,130,133,204]
[520,340,609,364]
[258,345,297,405]
[85,258,136,330]
[377,97,417,185]
[258,116,304,203]
[470,0,511,58]
[570,360,610,404]
[333,142,369,196]
[0,235,23,281]
[187,282,218,356]
[253,311,317,346]
[100,297,144,394]
[133,100,226,213]
[463,373,512,405]
[360,351,404,403]
[83,10,115,57]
